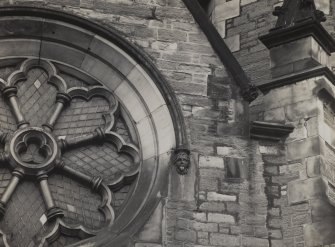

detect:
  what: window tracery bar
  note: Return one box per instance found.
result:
[59,127,106,151]
[57,160,103,192]
[2,87,29,129]
[0,169,23,217]
[43,92,72,132]
[0,131,7,145]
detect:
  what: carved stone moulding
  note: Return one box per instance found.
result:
[250,121,294,141]
[0,6,189,247]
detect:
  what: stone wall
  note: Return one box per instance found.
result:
[0,0,335,246]
[0,0,262,246]
[209,0,333,85]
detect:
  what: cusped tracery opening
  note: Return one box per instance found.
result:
[0,8,181,247]
[0,58,141,246]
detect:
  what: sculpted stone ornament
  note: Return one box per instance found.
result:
[0,58,141,246]
[273,0,326,29]
[173,149,191,175]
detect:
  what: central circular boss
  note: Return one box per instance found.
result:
[7,127,60,176]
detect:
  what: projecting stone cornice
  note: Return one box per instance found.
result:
[250,121,295,141]
[258,65,335,94]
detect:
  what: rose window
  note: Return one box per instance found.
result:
[0,58,141,246]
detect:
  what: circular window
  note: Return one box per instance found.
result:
[0,7,188,247]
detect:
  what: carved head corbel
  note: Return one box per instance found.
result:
[173,149,191,175]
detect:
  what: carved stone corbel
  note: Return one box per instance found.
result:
[172,148,191,175]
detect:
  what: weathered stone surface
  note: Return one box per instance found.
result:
[311,199,335,222]
[208,213,235,223]
[224,34,240,53]
[135,244,162,247]
[241,0,257,6]
[242,236,269,247]
[315,0,330,14]
[264,107,285,123]
[210,233,241,246]
[192,221,219,232]
[287,177,324,204]
[137,202,162,242]
[199,155,225,169]
[214,0,240,21]
[285,98,319,122]
[199,201,226,212]
[225,157,248,179]
[207,192,237,202]
[270,37,328,69]
[305,156,321,178]
[286,136,321,161]
[175,229,197,243]
[193,212,207,222]
[304,218,335,246]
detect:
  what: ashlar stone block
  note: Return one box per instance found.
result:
[208,213,235,223]
[287,136,321,161]
[210,233,240,246]
[305,156,321,178]
[270,37,329,77]
[304,218,335,247]
[224,34,240,53]
[287,177,324,204]
[214,0,240,22]
[285,98,319,122]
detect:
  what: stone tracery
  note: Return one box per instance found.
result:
[0,58,141,246]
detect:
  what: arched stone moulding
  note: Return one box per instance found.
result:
[0,6,189,246]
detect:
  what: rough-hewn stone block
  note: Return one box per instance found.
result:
[192,221,219,232]
[242,236,269,247]
[199,201,226,212]
[207,192,237,202]
[175,229,196,243]
[210,233,241,246]
[208,213,235,223]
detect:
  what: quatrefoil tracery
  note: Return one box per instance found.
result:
[0,58,141,246]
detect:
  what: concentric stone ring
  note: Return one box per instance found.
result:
[6,127,60,176]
